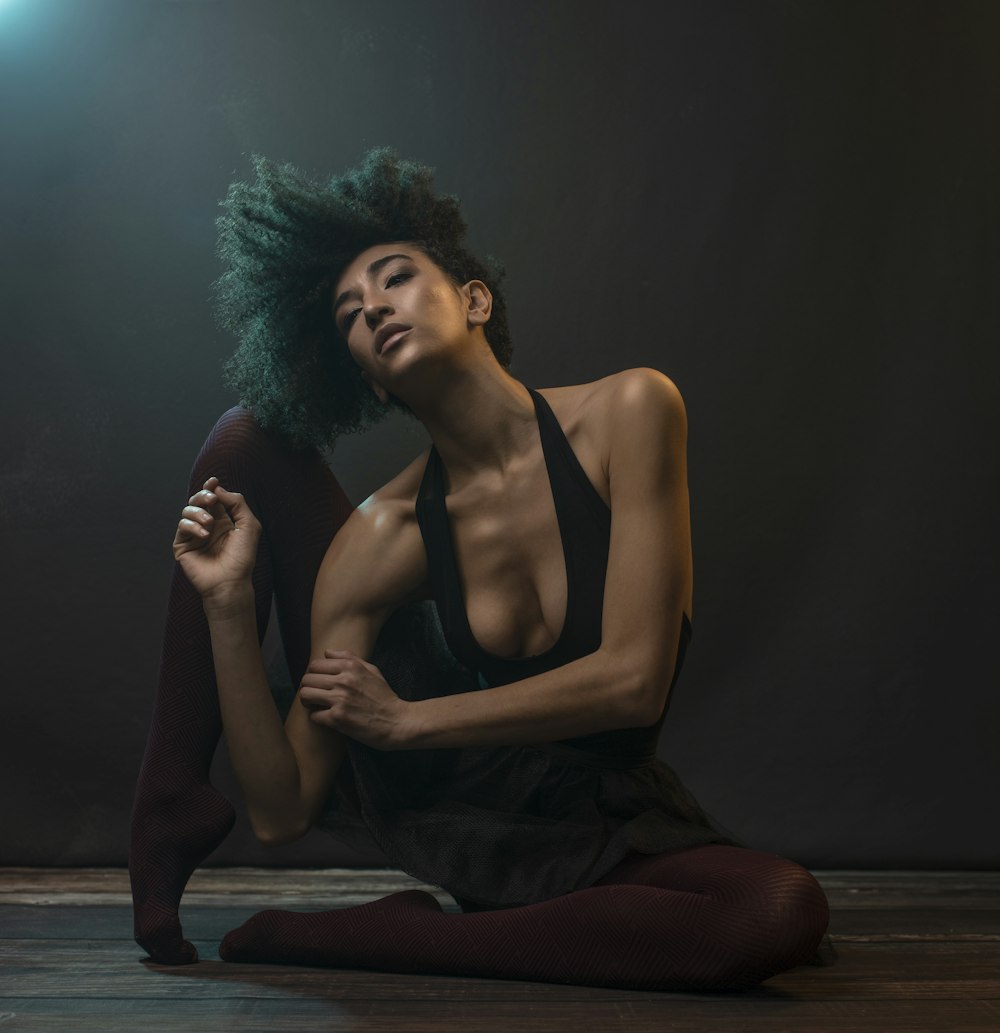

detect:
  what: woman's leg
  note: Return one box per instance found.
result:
[218,844,830,991]
[129,407,353,964]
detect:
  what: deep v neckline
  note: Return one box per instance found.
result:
[415,385,616,687]
[431,389,574,664]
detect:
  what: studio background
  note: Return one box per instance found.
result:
[1,0,996,870]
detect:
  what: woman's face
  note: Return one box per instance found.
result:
[332,242,476,393]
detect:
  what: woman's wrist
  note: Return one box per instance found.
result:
[394,699,431,750]
[386,702,425,752]
[202,581,256,621]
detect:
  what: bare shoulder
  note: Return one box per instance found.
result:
[595,367,685,426]
[314,449,431,621]
[542,367,684,423]
[539,369,686,482]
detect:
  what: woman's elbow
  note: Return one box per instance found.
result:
[627,684,665,728]
[598,650,660,728]
[614,656,671,728]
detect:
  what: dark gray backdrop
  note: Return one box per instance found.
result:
[1,0,996,869]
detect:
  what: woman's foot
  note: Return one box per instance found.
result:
[219,889,444,968]
[130,782,235,964]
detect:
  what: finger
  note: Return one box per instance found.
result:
[182,505,214,527]
[299,687,334,710]
[309,656,354,674]
[308,708,337,729]
[324,650,380,678]
[301,672,355,695]
[186,489,235,531]
[188,488,221,510]
[177,517,211,540]
[178,505,216,543]
[305,702,351,731]
[211,485,259,528]
[306,656,350,674]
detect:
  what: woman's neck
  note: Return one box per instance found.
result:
[408,362,539,487]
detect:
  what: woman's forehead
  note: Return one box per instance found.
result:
[334,242,420,291]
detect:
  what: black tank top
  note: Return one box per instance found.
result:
[415,386,692,764]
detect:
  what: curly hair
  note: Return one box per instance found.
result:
[213,148,511,450]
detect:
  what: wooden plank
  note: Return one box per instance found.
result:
[0,950,729,1004]
[828,908,1000,940]
[0,867,457,909]
[3,903,996,943]
[2,997,1000,1033]
[4,868,1000,1031]
[4,867,999,909]
[1,941,999,1001]
[816,872,1000,909]
[5,868,999,893]
[0,906,267,941]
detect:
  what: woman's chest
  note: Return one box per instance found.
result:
[445,462,571,660]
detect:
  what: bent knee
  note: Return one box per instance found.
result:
[209,406,275,453]
[698,848,826,914]
[710,855,830,984]
[772,862,830,957]
[734,859,829,980]
[190,407,298,493]
[767,859,829,926]
[690,876,830,991]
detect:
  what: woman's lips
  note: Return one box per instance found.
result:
[378,327,411,355]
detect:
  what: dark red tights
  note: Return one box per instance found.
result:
[131,408,830,988]
[218,845,829,991]
[129,407,353,964]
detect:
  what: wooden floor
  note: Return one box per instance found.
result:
[0,868,997,1032]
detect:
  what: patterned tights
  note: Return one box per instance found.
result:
[130,408,830,989]
[219,845,829,991]
[128,407,352,964]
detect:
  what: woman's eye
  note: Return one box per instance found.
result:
[385,271,410,288]
[342,308,360,331]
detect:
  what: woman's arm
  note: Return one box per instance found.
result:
[177,478,425,845]
[305,368,693,750]
[203,585,341,845]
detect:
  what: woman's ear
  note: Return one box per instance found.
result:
[361,370,390,405]
[464,280,493,328]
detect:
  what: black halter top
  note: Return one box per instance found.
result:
[414,386,692,763]
[416,388,613,687]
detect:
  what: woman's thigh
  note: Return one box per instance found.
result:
[595,843,830,931]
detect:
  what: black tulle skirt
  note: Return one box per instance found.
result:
[316,602,738,911]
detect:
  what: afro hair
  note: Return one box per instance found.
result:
[213,148,511,450]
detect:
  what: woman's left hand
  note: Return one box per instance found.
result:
[298,650,414,750]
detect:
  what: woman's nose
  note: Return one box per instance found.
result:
[364,299,392,329]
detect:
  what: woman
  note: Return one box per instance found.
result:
[130,149,830,990]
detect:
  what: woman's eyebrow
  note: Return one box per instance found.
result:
[333,253,414,314]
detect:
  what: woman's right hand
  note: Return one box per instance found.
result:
[172,476,262,604]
